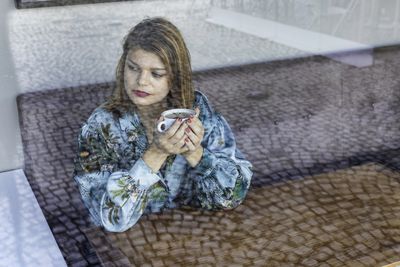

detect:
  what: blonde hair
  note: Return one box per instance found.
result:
[103,17,195,113]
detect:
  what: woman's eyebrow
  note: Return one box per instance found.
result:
[127,59,166,71]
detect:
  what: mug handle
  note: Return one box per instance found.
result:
[157,119,176,133]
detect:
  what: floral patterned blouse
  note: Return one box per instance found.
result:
[73,90,253,232]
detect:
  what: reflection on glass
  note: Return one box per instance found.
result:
[211,0,400,45]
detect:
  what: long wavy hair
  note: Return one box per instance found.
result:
[103,17,195,114]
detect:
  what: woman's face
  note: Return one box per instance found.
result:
[124,48,170,107]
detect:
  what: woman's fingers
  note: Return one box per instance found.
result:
[174,134,190,153]
[194,106,200,118]
[155,107,203,155]
[187,117,204,139]
[170,134,186,148]
[164,118,183,137]
[184,135,196,151]
[186,122,200,137]
[185,128,199,146]
[170,121,187,142]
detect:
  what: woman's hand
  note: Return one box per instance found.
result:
[183,107,204,151]
[151,116,190,156]
[182,107,205,167]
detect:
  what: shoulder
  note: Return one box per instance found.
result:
[193,89,230,138]
[193,90,237,146]
[80,106,121,137]
[194,89,215,122]
[86,106,116,127]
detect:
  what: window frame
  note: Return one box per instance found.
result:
[15,0,135,9]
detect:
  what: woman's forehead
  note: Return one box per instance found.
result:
[127,48,166,70]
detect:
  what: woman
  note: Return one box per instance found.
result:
[73,17,253,232]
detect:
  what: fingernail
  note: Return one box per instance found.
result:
[185,127,190,133]
[185,138,189,142]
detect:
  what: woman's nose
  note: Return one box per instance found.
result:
[137,71,150,86]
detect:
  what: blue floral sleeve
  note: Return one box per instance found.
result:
[73,109,167,232]
[186,92,253,210]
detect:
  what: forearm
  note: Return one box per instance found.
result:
[142,144,169,173]
[102,158,169,232]
[187,149,252,210]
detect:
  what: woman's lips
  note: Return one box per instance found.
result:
[133,90,151,97]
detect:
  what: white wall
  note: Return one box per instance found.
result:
[0,0,24,172]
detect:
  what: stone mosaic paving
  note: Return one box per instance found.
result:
[16,48,400,266]
[86,163,400,266]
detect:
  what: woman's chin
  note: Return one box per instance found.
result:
[132,97,157,107]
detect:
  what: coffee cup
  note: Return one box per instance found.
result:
[157,108,196,133]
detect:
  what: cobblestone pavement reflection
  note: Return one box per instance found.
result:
[16,47,400,266]
[87,163,400,266]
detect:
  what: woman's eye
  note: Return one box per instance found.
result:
[152,72,165,78]
[128,65,139,71]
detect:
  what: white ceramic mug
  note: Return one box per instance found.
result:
[157,108,196,133]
